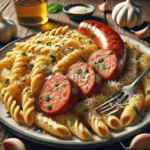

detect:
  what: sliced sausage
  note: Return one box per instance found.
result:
[78,20,127,79]
[87,49,118,80]
[58,82,79,113]
[66,62,103,98]
[39,75,72,114]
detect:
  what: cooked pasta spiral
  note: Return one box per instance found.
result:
[10,52,30,83]
[1,88,24,123]
[22,86,35,126]
[31,55,49,93]
[44,26,69,36]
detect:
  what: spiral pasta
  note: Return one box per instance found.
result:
[1,88,24,123]
[22,86,35,126]
[10,52,30,83]
[44,26,69,36]
[31,55,50,93]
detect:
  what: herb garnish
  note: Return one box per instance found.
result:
[21,52,27,56]
[47,71,52,76]
[48,3,64,14]
[54,82,59,87]
[5,78,10,84]
[102,64,107,69]
[50,54,57,63]
[147,90,150,95]
[98,57,104,63]
[46,42,52,46]
[45,95,51,101]
[30,63,34,68]
[37,40,42,44]
[85,68,89,73]
[7,66,12,70]
[133,106,139,115]
[6,111,12,118]
[93,62,99,68]
[76,68,82,74]
[47,104,52,109]
[70,119,75,125]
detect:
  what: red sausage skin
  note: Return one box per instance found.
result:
[78,20,127,79]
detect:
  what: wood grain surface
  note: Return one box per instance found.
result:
[0,0,150,150]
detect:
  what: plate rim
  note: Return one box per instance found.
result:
[0,33,150,149]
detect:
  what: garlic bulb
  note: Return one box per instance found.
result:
[2,138,26,150]
[112,0,146,28]
[0,11,18,43]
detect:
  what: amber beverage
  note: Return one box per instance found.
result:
[14,0,48,26]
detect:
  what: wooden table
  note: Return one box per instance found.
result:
[0,0,150,150]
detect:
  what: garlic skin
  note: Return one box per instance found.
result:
[0,11,18,43]
[112,0,146,28]
[2,138,26,150]
[131,23,149,39]
[98,2,111,12]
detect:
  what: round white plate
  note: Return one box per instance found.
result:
[0,34,150,149]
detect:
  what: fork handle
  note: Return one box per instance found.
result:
[131,67,150,87]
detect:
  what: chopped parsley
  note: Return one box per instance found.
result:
[133,106,139,115]
[21,52,27,56]
[102,64,107,69]
[5,78,10,84]
[37,40,42,44]
[93,62,99,69]
[50,55,57,63]
[54,82,59,87]
[85,68,89,73]
[109,51,114,55]
[89,40,93,44]
[70,119,75,125]
[30,63,34,68]
[46,42,51,46]
[76,68,82,74]
[33,126,40,132]
[147,90,150,95]
[49,124,53,128]
[98,57,104,63]
[45,95,51,101]
[80,56,85,62]
[6,66,12,70]
[6,111,12,118]
[124,41,128,44]
[78,37,82,40]
[47,71,52,76]
[47,104,52,109]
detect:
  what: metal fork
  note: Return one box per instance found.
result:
[95,67,150,116]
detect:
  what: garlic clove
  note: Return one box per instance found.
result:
[2,138,26,150]
[98,2,111,12]
[131,23,149,39]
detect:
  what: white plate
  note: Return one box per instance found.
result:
[0,34,150,149]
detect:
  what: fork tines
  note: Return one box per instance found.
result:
[95,92,129,116]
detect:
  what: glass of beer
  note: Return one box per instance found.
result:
[14,0,49,26]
